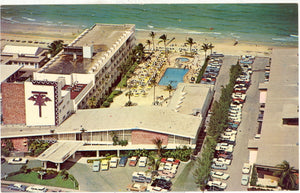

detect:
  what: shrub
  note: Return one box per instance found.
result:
[250,164,258,186]
[102,101,110,108]
[59,169,68,180]
[112,90,122,96]
[119,140,128,146]
[107,98,113,103]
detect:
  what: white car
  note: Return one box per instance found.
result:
[242,163,251,174]
[221,135,236,142]
[26,185,47,192]
[110,157,118,168]
[207,181,227,189]
[8,157,28,164]
[215,144,234,152]
[225,128,238,134]
[210,171,230,180]
[213,158,231,165]
[241,175,249,186]
[138,157,147,167]
[92,161,100,172]
[163,162,172,170]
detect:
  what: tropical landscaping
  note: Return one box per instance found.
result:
[5,166,78,189]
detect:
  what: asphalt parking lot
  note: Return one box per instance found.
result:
[225,56,268,191]
[67,159,189,192]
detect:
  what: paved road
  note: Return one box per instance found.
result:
[225,57,269,191]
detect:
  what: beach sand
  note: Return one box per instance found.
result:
[1,22,83,48]
[1,22,285,56]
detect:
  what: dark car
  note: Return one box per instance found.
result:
[119,156,128,167]
[151,178,172,190]
[1,158,6,164]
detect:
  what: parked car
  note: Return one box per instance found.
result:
[211,163,227,170]
[127,183,147,192]
[119,156,128,167]
[151,178,172,190]
[132,172,152,183]
[207,181,227,190]
[138,157,147,167]
[92,161,100,172]
[8,157,28,164]
[241,175,249,186]
[7,184,27,191]
[110,157,118,168]
[163,162,173,170]
[242,163,251,174]
[210,171,230,180]
[101,159,109,171]
[217,153,233,160]
[1,158,6,164]
[129,156,138,167]
[213,158,231,165]
[26,185,47,192]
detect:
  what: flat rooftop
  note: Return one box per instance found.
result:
[62,83,87,99]
[0,65,23,82]
[43,24,134,75]
[255,48,298,169]
[167,83,214,116]
[57,106,202,139]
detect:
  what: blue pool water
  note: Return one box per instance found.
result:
[159,68,189,88]
[176,57,190,62]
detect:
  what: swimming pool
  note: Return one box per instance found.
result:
[159,68,189,88]
[176,57,190,62]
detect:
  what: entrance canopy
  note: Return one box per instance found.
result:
[37,141,84,163]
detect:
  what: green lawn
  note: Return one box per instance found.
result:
[172,160,199,191]
[6,172,78,189]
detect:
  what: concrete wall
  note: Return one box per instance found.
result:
[1,83,26,125]
[131,130,168,145]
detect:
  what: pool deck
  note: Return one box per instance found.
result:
[110,51,206,108]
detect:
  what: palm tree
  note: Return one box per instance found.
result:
[208,43,214,55]
[165,83,174,98]
[186,37,196,54]
[152,138,164,157]
[150,75,157,105]
[201,43,209,59]
[48,40,64,57]
[125,90,133,103]
[149,31,156,51]
[158,34,169,56]
[87,96,97,108]
[146,40,151,52]
[273,160,298,190]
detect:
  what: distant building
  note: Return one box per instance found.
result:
[1,45,49,69]
[1,23,136,126]
[248,48,298,189]
[39,23,136,109]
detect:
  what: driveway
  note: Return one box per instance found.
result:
[225,57,268,191]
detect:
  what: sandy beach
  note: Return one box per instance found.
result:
[1,22,292,57]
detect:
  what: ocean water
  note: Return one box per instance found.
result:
[1,4,298,46]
